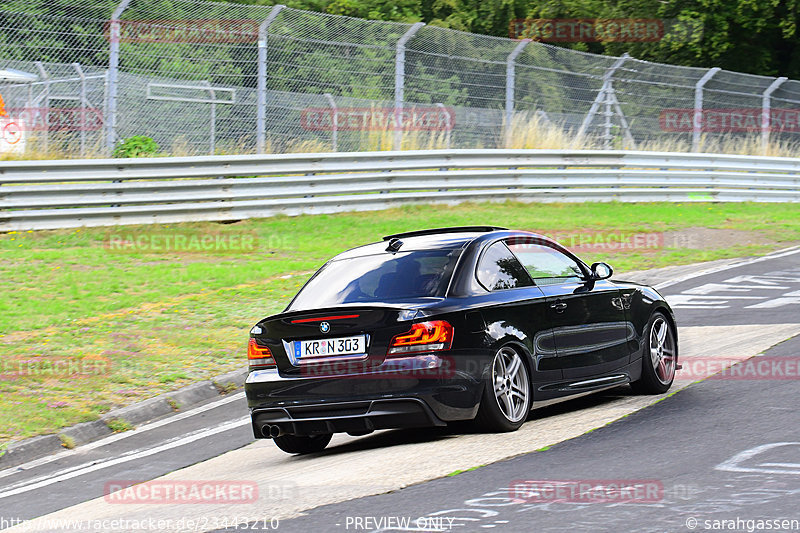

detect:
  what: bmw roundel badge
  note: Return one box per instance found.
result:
[319,321,330,333]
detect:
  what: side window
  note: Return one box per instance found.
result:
[507,242,584,286]
[477,242,533,291]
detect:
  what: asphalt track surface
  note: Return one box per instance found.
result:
[1,247,799,532]
[252,335,800,533]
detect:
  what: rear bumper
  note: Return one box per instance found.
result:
[245,352,487,437]
[252,398,445,437]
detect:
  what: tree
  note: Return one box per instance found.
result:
[216,0,800,78]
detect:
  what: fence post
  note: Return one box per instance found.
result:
[692,67,720,152]
[72,63,87,157]
[504,39,530,147]
[106,0,131,153]
[762,76,787,154]
[34,61,50,153]
[203,81,216,155]
[577,53,629,142]
[435,102,451,149]
[604,87,614,149]
[394,22,425,151]
[323,93,337,151]
[256,4,285,154]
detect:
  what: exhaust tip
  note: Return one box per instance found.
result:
[260,424,283,439]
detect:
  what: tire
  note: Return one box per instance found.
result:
[273,433,332,454]
[631,311,677,395]
[473,345,532,432]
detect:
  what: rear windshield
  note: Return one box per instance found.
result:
[287,249,461,311]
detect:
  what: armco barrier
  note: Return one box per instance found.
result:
[2,149,800,231]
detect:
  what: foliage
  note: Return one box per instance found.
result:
[106,418,134,433]
[112,136,160,158]
[221,0,800,78]
[518,0,800,78]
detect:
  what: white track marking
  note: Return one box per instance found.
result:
[0,417,249,500]
[654,246,800,291]
[716,443,800,475]
[0,391,245,480]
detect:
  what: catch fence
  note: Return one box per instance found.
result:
[2,1,800,156]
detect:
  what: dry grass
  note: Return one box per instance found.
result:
[7,113,800,159]
[355,103,454,151]
[504,112,595,150]
[636,134,800,158]
[358,128,453,151]
[0,132,107,160]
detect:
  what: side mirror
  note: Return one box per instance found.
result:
[590,262,613,280]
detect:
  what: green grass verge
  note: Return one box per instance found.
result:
[2,200,799,445]
[447,465,484,476]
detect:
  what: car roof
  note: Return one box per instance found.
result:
[331,227,560,261]
[333,232,483,260]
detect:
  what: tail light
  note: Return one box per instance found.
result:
[248,338,276,369]
[388,320,454,356]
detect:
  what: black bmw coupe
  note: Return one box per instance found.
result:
[245,226,678,454]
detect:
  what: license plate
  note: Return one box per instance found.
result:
[294,335,366,359]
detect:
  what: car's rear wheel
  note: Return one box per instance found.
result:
[631,311,676,394]
[273,433,332,454]
[474,345,531,432]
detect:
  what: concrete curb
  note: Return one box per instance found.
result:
[1,366,248,469]
[212,367,249,392]
[2,435,63,467]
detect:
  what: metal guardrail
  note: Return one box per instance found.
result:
[2,149,800,231]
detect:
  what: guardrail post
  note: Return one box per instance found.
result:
[762,76,787,154]
[505,39,530,147]
[692,67,720,152]
[106,0,131,153]
[324,93,337,151]
[256,5,284,154]
[394,22,425,151]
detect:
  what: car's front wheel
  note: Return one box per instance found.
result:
[631,311,677,394]
[474,345,531,432]
[273,433,332,454]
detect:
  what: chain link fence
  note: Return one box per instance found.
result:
[2,0,800,157]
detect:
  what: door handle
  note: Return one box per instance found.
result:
[550,301,568,312]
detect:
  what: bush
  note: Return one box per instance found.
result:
[112,136,159,158]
